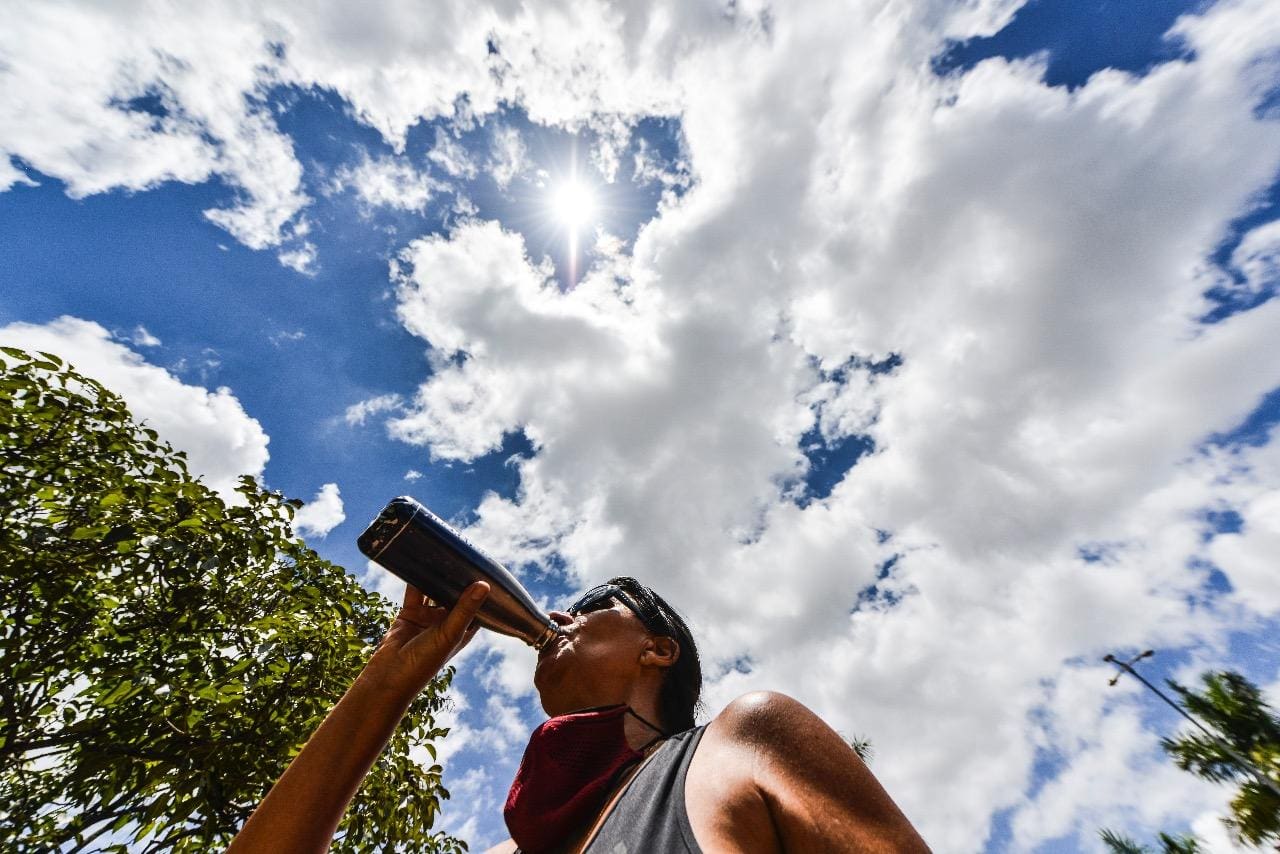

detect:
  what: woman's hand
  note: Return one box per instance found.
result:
[357,581,491,704]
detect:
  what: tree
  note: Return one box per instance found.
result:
[1098,828,1201,854]
[843,733,874,762]
[1162,671,1280,848]
[0,348,464,853]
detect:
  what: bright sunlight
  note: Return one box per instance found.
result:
[550,180,598,231]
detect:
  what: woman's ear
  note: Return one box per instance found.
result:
[641,636,680,669]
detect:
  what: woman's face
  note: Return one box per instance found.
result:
[533,596,654,717]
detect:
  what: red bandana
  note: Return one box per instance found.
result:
[503,704,663,854]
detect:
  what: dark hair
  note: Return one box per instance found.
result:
[607,576,702,733]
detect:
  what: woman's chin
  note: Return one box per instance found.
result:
[532,652,562,698]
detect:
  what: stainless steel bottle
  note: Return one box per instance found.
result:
[357,496,560,650]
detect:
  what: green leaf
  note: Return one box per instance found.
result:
[0,355,465,852]
[99,680,134,706]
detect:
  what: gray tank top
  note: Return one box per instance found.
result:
[583,725,706,854]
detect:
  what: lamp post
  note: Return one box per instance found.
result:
[1103,650,1280,800]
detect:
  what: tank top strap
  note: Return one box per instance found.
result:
[582,724,707,853]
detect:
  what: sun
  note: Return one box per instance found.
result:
[550,180,598,231]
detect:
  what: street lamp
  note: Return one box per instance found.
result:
[1103,650,1280,800]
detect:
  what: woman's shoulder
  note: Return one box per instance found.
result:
[706,690,820,747]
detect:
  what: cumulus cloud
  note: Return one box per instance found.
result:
[335,152,439,212]
[344,392,405,426]
[631,136,691,201]
[0,0,745,260]
[410,682,474,772]
[0,156,38,190]
[588,115,631,183]
[0,4,309,251]
[1208,471,1280,616]
[428,127,478,180]
[435,768,492,844]
[1230,219,1280,296]
[292,482,346,538]
[362,559,405,604]
[1009,702,1227,850]
[0,316,269,499]
[269,328,306,347]
[487,124,528,191]
[126,324,162,347]
[277,241,318,275]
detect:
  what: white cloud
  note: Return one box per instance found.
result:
[1209,484,1280,616]
[428,126,478,180]
[0,156,38,190]
[1230,218,1280,296]
[588,115,630,183]
[0,0,739,258]
[450,193,478,220]
[1009,704,1227,850]
[292,482,345,538]
[0,316,269,500]
[277,241,318,275]
[125,324,162,347]
[344,392,404,426]
[487,124,528,190]
[404,469,423,481]
[335,152,439,212]
[362,559,405,604]
[631,136,691,206]
[269,329,306,347]
[411,684,473,770]
[1190,811,1254,853]
[0,4,308,251]
[473,632,540,702]
[437,767,491,837]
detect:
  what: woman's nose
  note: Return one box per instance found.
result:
[549,610,574,627]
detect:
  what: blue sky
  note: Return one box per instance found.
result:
[4,0,1280,850]
[0,100,680,561]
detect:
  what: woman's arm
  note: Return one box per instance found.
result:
[227,581,490,854]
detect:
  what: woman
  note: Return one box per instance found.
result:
[230,577,929,852]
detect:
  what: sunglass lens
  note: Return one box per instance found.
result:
[568,586,615,615]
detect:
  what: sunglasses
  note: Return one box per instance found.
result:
[567,583,669,634]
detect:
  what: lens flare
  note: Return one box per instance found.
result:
[551,180,597,231]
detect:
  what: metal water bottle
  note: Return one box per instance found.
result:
[357,496,560,650]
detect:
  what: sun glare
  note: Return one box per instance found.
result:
[551,180,598,230]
